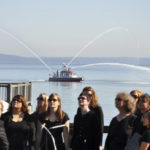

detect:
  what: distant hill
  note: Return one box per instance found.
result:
[0,53,150,66]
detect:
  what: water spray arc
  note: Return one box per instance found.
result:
[72,62,150,72]
[0,28,51,71]
[67,27,128,66]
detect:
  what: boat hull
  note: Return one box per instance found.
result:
[49,77,83,82]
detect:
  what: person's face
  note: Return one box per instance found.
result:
[78,95,90,108]
[131,91,139,103]
[139,98,150,112]
[115,96,125,110]
[49,95,60,109]
[141,113,150,128]
[37,96,46,109]
[12,99,23,109]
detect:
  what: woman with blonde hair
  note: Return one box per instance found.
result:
[130,90,144,114]
[104,92,136,150]
[30,93,49,150]
[39,93,70,150]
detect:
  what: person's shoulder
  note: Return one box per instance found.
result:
[63,111,69,122]
[109,116,117,123]
[1,111,11,121]
[92,105,103,113]
[127,114,137,122]
[29,112,38,120]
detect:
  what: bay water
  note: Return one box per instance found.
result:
[1,62,150,145]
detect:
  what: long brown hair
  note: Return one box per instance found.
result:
[47,93,65,121]
[82,86,99,108]
[8,95,28,113]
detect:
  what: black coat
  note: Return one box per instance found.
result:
[72,111,99,150]
[0,119,9,150]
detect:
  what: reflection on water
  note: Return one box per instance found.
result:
[50,82,80,88]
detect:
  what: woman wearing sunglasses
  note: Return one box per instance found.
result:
[1,95,35,150]
[71,92,100,150]
[39,93,70,150]
[30,93,49,150]
[104,92,136,150]
[130,89,144,115]
[82,86,104,150]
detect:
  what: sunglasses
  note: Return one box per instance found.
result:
[49,98,58,102]
[131,95,138,99]
[37,97,44,101]
[78,96,87,101]
[12,99,22,103]
[115,98,123,102]
[88,94,93,97]
[140,99,148,103]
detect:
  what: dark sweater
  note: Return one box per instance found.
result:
[1,112,35,150]
[104,114,136,150]
[76,105,104,146]
[72,111,100,150]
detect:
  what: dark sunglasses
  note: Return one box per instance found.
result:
[37,97,44,101]
[12,99,22,103]
[88,94,93,97]
[131,95,138,99]
[78,96,87,101]
[49,98,58,102]
[140,99,148,103]
[115,98,123,102]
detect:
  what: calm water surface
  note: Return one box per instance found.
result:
[1,63,150,145]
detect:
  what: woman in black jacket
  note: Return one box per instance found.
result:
[72,93,100,150]
[77,86,104,150]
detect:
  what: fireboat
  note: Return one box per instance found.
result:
[49,64,83,82]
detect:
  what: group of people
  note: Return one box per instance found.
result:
[0,87,150,150]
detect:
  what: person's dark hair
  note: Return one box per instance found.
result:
[8,95,28,113]
[116,92,136,113]
[82,86,99,108]
[47,93,65,121]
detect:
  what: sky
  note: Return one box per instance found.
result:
[0,0,150,58]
